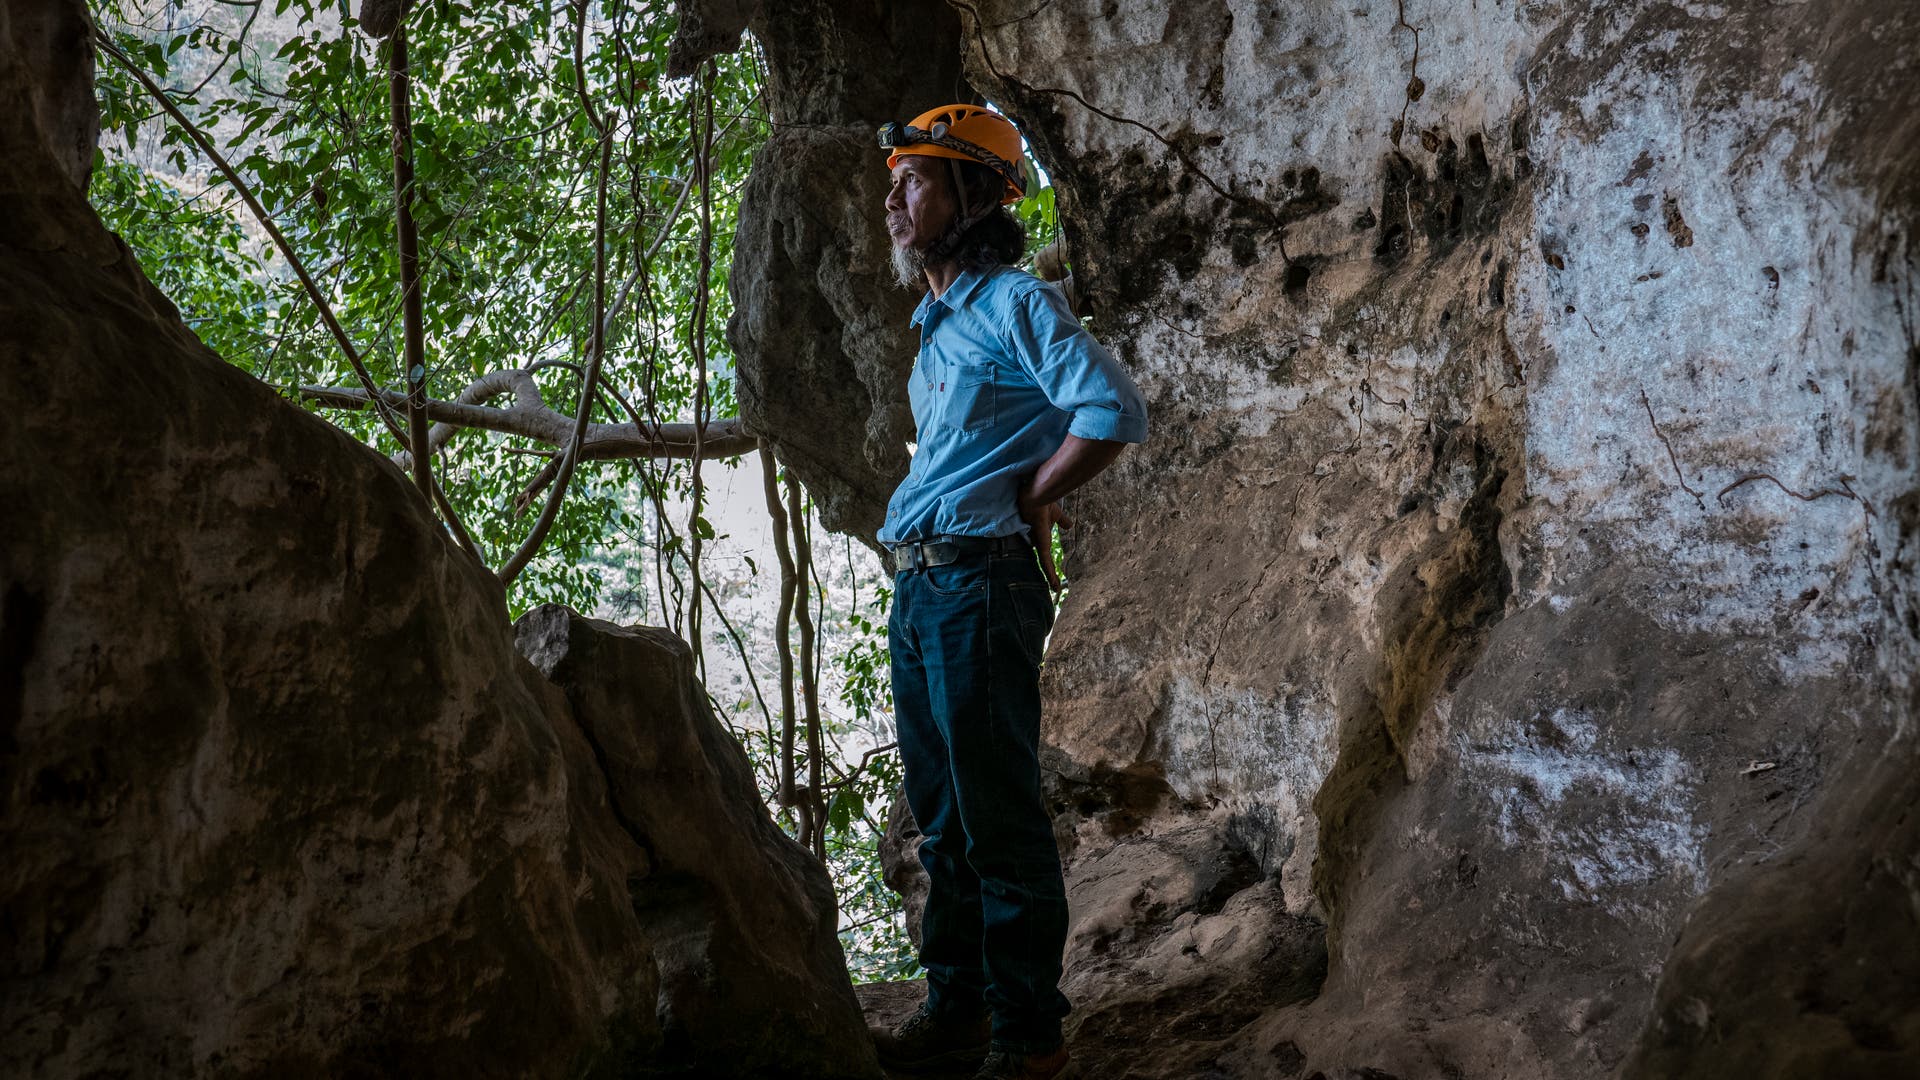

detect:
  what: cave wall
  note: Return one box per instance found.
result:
[1,2,878,1075]
[693,0,1920,1076]
[669,0,969,544]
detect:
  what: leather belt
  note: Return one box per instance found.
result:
[887,534,1031,574]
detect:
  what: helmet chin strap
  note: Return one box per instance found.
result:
[948,158,972,221]
[924,159,993,265]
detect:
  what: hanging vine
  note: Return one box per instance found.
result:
[91,0,916,974]
[686,57,716,684]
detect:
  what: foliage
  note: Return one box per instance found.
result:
[820,580,919,978]
[830,804,920,983]
[86,0,1061,991]
[89,157,278,363]
[93,0,760,613]
[1012,181,1057,258]
[834,582,894,730]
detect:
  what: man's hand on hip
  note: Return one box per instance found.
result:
[1016,436,1131,593]
[1017,484,1075,592]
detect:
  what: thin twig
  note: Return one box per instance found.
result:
[1391,0,1425,146]
[186,0,263,98]
[1360,378,1431,426]
[822,742,899,793]
[1717,472,1876,516]
[1640,387,1706,510]
[301,379,754,459]
[697,573,778,748]
[949,0,1256,216]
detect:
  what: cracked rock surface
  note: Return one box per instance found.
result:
[689,0,1920,1076]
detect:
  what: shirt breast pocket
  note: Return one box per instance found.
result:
[947,363,996,435]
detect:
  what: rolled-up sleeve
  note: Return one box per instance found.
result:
[1006,282,1148,444]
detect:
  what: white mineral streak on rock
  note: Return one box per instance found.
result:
[1515,60,1905,672]
[1463,707,1707,908]
[1158,675,1340,909]
[1204,1,1535,185]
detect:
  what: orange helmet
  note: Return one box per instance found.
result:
[879,104,1028,205]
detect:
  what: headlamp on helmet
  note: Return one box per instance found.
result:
[876,120,954,148]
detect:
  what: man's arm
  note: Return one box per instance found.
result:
[1017,434,1129,591]
[1003,281,1148,590]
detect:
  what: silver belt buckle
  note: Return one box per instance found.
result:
[889,542,921,574]
[891,538,959,574]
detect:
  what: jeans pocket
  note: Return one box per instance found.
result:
[923,559,989,596]
[1006,581,1055,665]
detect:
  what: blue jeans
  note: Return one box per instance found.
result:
[889,545,1069,1053]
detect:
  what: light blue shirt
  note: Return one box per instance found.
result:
[877,264,1148,546]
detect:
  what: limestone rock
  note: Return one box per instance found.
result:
[669,0,969,546]
[4,0,96,191]
[1,5,879,1075]
[355,0,411,41]
[1054,824,1326,1079]
[715,0,1920,1075]
[515,606,879,1076]
[877,791,928,948]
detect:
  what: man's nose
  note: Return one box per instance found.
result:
[884,181,904,213]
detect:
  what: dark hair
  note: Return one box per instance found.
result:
[930,160,1027,271]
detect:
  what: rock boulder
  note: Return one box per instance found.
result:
[0,3,879,1074]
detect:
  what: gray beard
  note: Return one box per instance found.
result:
[890,241,926,290]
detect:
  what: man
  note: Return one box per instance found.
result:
[868,104,1148,1080]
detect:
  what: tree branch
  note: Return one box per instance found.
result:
[300,377,757,460]
[786,467,826,859]
[386,21,433,498]
[1640,387,1706,511]
[687,59,716,687]
[96,30,484,565]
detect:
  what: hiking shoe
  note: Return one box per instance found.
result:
[869,998,991,1072]
[973,1045,1070,1080]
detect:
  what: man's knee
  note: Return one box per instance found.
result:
[962,830,1063,886]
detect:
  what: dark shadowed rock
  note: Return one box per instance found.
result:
[355,0,411,41]
[4,0,95,190]
[1,4,879,1076]
[515,606,880,1077]
[877,791,928,948]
